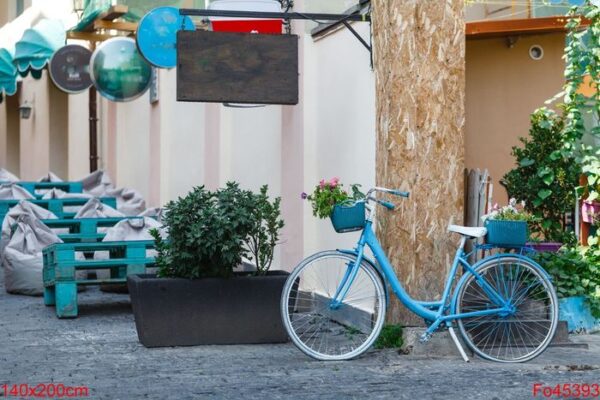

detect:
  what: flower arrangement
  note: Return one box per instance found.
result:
[302,177,364,219]
[482,199,534,247]
[481,198,534,223]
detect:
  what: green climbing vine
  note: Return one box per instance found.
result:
[563,2,600,199]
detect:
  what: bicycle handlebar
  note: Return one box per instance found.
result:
[365,187,409,213]
[374,187,410,198]
[379,200,396,210]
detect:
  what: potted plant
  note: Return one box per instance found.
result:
[501,108,580,251]
[127,182,286,347]
[302,177,365,233]
[481,199,533,247]
[534,247,600,333]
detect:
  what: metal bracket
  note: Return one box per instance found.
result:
[179,8,370,22]
[179,5,372,62]
[342,20,371,52]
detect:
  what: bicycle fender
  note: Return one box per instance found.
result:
[337,248,390,304]
[449,253,550,315]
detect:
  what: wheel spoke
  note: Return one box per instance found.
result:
[281,252,386,361]
[457,257,557,363]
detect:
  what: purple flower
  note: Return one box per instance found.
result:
[301,192,308,200]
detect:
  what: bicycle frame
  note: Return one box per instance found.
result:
[332,220,513,336]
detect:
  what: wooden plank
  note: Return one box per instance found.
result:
[177,30,299,105]
[466,16,591,39]
[51,258,155,268]
[100,4,129,21]
[372,0,465,325]
[464,169,480,261]
[80,5,129,32]
[93,20,138,32]
[477,169,490,226]
[67,31,123,42]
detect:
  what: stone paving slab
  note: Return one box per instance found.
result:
[1,269,600,399]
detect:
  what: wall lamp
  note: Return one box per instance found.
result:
[19,100,33,119]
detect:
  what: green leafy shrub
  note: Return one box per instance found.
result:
[534,247,600,318]
[374,324,404,349]
[303,177,364,219]
[501,108,580,242]
[246,186,285,275]
[151,182,284,279]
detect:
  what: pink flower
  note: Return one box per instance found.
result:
[319,179,326,189]
[330,177,340,188]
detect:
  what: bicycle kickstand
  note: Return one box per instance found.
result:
[448,325,470,363]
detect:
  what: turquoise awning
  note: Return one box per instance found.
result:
[14,19,65,78]
[0,48,17,96]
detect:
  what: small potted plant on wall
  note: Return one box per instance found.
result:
[501,108,580,251]
[127,182,286,347]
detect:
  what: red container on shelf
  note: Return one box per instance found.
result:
[212,19,282,34]
[209,0,283,34]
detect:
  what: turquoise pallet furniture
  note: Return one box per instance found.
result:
[0,197,117,225]
[42,240,155,318]
[42,217,142,243]
[0,181,84,199]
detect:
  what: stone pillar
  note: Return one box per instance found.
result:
[372,1,466,324]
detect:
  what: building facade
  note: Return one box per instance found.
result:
[0,0,577,270]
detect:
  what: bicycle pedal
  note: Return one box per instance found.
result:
[419,332,432,343]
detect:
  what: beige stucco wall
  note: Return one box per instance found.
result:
[155,68,205,204]
[465,33,565,203]
[5,71,81,181]
[113,93,151,200]
[0,101,5,166]
[302,23,376,257]
[19,73,50,180]
[67,91,90,180]
[2,90,21,175]
[0,1,16,26]
[48,80,68,179]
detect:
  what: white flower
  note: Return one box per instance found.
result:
[481,210,499,222]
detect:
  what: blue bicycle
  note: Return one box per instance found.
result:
[280,187,558,362]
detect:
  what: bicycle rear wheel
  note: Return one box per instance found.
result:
[456,255,558,363]
[280,251,386,361]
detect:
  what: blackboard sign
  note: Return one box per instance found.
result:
[177,30,298,105]
[49,45,93,94]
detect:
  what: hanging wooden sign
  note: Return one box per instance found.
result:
[177,30,299,105]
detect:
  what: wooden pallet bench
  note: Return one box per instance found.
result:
[0,197,117,225]
[0,181,84,199]
[42,217,142,243]
[43,240,155,318]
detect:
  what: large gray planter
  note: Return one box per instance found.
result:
[127,271,289,347]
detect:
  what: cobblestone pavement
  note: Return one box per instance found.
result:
[1,270,600,400]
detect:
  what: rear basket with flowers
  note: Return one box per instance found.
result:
[302,177,366,233]
[482,199,533,247]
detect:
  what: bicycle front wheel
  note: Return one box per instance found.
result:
[456,255,558,363]
[280,251,387,361]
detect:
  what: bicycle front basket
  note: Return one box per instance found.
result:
[330,201,366,233]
